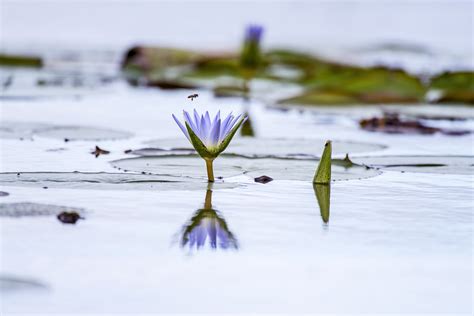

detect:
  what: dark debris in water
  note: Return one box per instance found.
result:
[254,175,274,184]
[57,211,84,224]
[0,191,9,197]
[359,113,471,135]
[91,146,110,158]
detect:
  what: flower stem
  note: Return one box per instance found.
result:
[205,159,215,182]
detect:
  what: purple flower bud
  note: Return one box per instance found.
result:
[245,24,264,43]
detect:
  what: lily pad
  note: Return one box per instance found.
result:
[0,172,239,191]
[111,155,382,182]
[143,138,386,158]
[351,155,474,175]
[279,89,359,105]
[0,202,84,217]
[429,71,474,104]
[0,121,50,139]
[0,121,133,141]
[35,126,133,141]
[112,157,244,179]
[0,54,42,68]
[244,157,382,181]
[279,66,426,105]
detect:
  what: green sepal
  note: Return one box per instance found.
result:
[313,140,332,184]
[217,117,246,154]
[185,122,214,159]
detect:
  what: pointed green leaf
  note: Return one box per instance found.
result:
[185,122,213,159]
[217,117,246,154]
[313,140,332,184]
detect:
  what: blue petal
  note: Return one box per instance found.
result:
[183,111,197,135]
[231,114,242,127]
[193,109,202,137]
[172,114,190,140]
[200,115,209,144]
[204,111,211,131]
[220,113,234,139]
[213,110,221,125]
[209,118,221,146]
[226,114,242,135]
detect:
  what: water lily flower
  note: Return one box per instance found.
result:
[180,188,238,251]
[172,109,247,182]
[245,24,264,43]
[240,24,264,77]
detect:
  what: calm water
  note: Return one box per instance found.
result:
[0,81,473,313]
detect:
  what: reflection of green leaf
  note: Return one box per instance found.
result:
[313,184,330,224]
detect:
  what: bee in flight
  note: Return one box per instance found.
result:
[187,94,198,101]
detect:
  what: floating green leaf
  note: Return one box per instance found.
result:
[430,71,474,104]
[0,54,42,68]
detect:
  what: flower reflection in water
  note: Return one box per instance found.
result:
[180,186,238,251]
